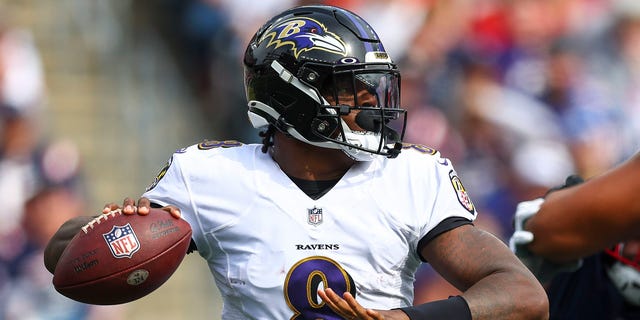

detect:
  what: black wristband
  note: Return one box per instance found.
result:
[398,296,471,320]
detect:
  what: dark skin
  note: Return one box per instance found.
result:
[45,94,548,319]
[526,153,640,263]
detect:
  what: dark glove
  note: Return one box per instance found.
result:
[545,174,584,196]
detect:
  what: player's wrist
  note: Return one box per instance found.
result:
[397,295,471,320]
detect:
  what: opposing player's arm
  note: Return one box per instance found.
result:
[423,224,548,319]
[526,153,640,263]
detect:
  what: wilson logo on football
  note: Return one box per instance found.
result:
[103,223,141,258]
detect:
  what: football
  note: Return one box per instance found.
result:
[52,208,192,305]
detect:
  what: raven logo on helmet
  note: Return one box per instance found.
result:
[259,17,347,59]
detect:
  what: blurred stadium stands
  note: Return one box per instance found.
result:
[1,0,222,318]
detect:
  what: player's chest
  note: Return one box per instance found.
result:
[195,187,414,273]
[202,201,413,307]
[207,198,411,256]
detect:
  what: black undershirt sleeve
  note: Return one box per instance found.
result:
[416,216,473,262]
[398,295,472,320]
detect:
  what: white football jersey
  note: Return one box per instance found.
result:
[143,141,477,320]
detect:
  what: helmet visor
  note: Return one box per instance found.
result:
[321,68,400,110]
[314,65,406,156]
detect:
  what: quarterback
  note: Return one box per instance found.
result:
[44,5,548,320]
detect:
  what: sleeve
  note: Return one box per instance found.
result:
[142,147,220,258]
[142,152,197,237]
[142,152,193,218]
[417,156,477,251]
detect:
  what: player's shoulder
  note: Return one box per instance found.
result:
[376,143,452,176]
[167,140,264,171]
[172,139,259,158]
[178,139,246,152]
[396,143,447,164]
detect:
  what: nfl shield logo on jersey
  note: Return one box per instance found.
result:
[103,223,141,258]
[308,207,323,225]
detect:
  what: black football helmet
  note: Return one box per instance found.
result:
[243,5,406,160]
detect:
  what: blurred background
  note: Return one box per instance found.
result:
[1,0,640,318]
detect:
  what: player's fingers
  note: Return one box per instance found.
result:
[102,202,120,214]
[342,292,374,319]
[322,288,359,319]
[159,205,181,219]
[342,292,361,309]
[136,197,151,215]
[365,309,384,320]
[122,197,136,215]
[318,289,342,311]
[317,289,334,307]
[318,289,347,317]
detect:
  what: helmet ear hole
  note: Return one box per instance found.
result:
[311,118,339,137]
[299,67,322,84]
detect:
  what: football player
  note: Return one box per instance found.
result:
[512,153,640,263]
[45,5,548,320]
[511,155,640,318]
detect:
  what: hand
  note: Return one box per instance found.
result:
[509,198,543,254]
[317,288,409,320]
[509,197,582,283]
[102,197,181,219]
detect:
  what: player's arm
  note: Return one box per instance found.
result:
[319,225,548,319]
[526,153,640,263]
[424,224,548,319]
[44,215,96,274]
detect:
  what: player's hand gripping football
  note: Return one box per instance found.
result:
[318,288,409,320]
[103,197,181,219]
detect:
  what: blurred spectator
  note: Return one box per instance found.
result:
[1,141,87,319]
[324,0,431,59]
[456,56,574,235]
[593,0,640,165]
[0,21,47,294]
[0,18,123,319]
[0,23,45,238]
[540,38,623,178]
[139,0,303,143]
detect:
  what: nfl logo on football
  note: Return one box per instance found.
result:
[103,223,141,258]
[308,207,323,225]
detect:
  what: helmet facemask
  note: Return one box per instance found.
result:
[313,64,406,160]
